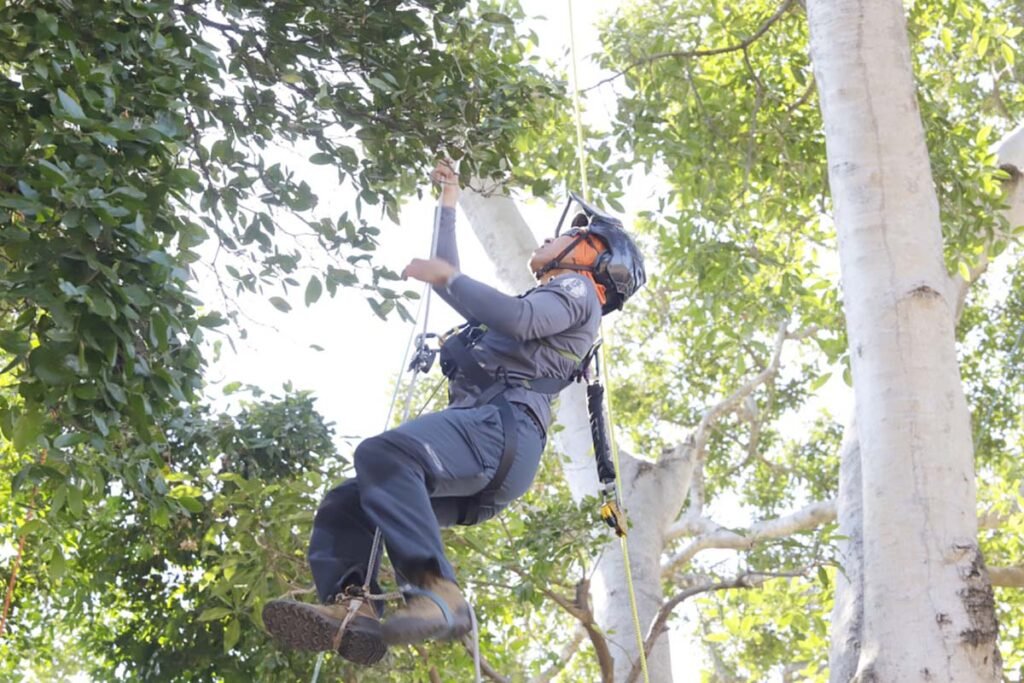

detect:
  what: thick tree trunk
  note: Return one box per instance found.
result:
[459,188,677,682]
[807,1,1001,680]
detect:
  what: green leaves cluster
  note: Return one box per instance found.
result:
[0,0,563,448]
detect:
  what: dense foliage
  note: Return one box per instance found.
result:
[2,0,1022,680]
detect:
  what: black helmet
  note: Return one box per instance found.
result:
[553,192,646,315]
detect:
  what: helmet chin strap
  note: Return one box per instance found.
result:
[533,234,587,280]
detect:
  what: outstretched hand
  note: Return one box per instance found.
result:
[402,257,457,287]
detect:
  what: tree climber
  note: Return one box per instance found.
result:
[262,163,645,665]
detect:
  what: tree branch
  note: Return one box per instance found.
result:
[461,637,511,683]
[952,125,1024,321]
[692,321,793,459]
[989,566,1024,588]
[528,626,586,683]
[456,538,614,682]
[662,499,837,572]
[624,570,808,683]
[585,0,796,92]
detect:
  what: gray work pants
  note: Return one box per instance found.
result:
[307,402,545,602]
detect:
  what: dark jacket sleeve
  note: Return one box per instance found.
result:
[429,206,473,319]
[445,274,593,341]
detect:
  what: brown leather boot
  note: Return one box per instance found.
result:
[262,592,386,665]
[381,575,473,646]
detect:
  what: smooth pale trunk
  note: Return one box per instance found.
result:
[807,1,1000,680]
[459,188,676,682]
[830,116,1024,683]
[828,418,864,682]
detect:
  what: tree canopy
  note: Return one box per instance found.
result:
[2,0,1023,681]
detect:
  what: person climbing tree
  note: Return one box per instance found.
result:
[261,162,645,665]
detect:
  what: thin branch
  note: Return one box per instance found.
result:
[528,626,586,683]
[414,645,444,683]
[785,75,817,112]
[461,637,511,683]
[692,320,790,458]
[624,570,809,683]
[953,127,1024,320]
[662,499,837,572]
[454,538,614,682]
[584,0,796,92]
[989,566,1024,588]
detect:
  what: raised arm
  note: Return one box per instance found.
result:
[424,163,473,319]
[443,274,589,341]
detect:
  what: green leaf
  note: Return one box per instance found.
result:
[68,485,84,516]
[49,548,66,580]
[177,497,204,513]
[480,11,513,25]
[54,432,89,449]
[57,88,85,119]
[199,607,232,622]
[269,296,291,313]
[817,566,830,588]
[224,618,241,651]
[13,409,44,451]
[309,153,334,165]
[304,276,323,306]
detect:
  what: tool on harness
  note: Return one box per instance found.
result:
[583,345,627,536]
[584,344,616,486]
[408,333,441,374]
[600,497,627,537]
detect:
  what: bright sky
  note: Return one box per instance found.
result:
[191,1,717,679]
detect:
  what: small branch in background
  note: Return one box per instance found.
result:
[414,645,443,683]
[662,499,837,571]
[584,0,797,92]
[989,566,1024,588]
[455,537,613,682]
[461,637,511,683]
[785,75,816,112]
[692,320,789,458]
[624,569,810,683]
[528,626,586,683]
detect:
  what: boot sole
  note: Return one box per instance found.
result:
[381,610,472,646]
[262,600,386,665]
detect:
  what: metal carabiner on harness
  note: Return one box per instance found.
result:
[408,333,441,374]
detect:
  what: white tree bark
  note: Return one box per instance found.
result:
[459,187,681,682]
[807,1,1001,680]
[828,417,864,683]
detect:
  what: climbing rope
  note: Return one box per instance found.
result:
[566,2,651,680]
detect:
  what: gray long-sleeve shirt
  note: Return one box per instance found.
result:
[431,207,601,431]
